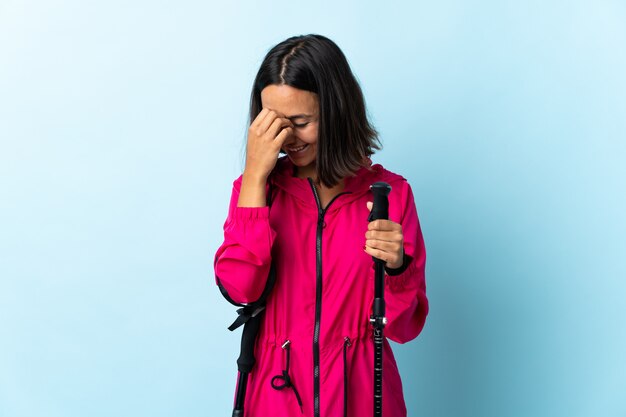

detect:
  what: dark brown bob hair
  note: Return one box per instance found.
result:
[249,34,381,188]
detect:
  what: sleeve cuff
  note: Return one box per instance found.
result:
[385,253,412,276]
[232,206,270,221]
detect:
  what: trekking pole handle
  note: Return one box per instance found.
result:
[369,181,391,328]
[368,182,392,223]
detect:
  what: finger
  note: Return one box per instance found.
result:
[366,201,373,212]
[365,239,401,253]
[273,126,293,148]
[365,229,403,243]
[267,117,293,140]
[258,110,280,134]
[250,108,270,129]
[368,219,402,232]
[364,245,402,267]
[363,246,393,263]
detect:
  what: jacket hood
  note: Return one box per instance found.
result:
[269,156,406,213]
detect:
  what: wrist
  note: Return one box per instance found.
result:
[238,171,268,208]
[386,259,403,269]
[242,170,268,186]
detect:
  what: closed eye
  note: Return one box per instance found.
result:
[293,122,309,128]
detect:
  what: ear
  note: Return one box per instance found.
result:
[366,201,373,212]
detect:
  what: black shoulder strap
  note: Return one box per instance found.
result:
[216,180,277,331]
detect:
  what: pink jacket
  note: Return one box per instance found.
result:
[214,157,428,417]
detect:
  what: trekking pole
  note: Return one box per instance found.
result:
[227,185,276,417]
[368,182,391,417]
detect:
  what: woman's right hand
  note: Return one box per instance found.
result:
[237,109,293,207]
[244,108,294,181]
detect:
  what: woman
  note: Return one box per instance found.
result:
[214,34,428,417]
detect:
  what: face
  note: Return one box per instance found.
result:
[260,84,319,178]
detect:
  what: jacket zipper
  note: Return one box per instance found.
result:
[343,336,352,417]
[308,178,349,417]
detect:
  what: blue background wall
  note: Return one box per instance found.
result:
[1,1,625,416]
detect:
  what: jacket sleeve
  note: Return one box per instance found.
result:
[383,181,428,344]
[213,176,276,304]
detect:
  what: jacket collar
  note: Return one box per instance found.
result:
[269,156,395,212]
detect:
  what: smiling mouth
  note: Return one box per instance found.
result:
[286,144,308,153]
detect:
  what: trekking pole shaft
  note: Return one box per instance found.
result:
[232,372,247,417]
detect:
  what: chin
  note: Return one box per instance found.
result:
[289,158,316,176]
[289,157,315,166]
